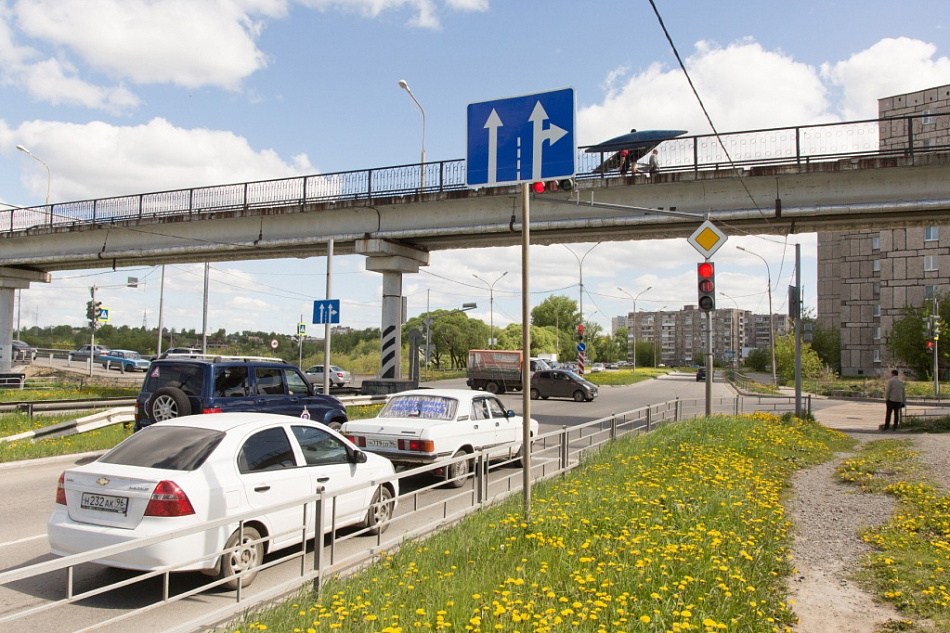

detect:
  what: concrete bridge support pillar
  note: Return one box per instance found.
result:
[357,239,429,382]
[0,268,52,372]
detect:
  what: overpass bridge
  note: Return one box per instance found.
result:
[1,115,948,374]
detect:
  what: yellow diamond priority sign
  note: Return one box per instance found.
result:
[688,220,727,258]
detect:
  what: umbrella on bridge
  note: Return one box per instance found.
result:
[586,129,687,173]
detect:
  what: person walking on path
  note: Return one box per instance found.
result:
[883,369,906,430]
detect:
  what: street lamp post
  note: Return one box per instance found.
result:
[737,246,777,386]
[398,79,426,191]
[618,285,651,371]
[473,272,508,349]
[563,243,600,373]
[16,144,51,220]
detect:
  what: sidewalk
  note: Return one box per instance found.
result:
[811,398,884,436]
[809,396,940,436]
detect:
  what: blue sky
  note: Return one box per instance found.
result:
[1,0,949,343]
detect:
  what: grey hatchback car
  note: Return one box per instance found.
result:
[529,369,598,402]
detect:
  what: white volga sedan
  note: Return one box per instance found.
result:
[341,389,538,487]
[48,412,397,589]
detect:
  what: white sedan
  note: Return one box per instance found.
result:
[341,389,538,488]
[48,412,397,589]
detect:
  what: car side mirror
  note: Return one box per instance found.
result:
[506,409,516,418]
[352,449,368,464]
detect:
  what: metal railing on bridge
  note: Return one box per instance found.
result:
[3,113,947,234]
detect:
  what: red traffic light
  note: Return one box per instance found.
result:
[927,340,934,351]
[697,262,716,311]
[578,324,584,335]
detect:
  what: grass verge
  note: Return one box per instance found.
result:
[838,438,950,632]
[586,367,671,386]
[225,411,853,633]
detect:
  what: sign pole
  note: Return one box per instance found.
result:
[323,239,333,394]
[521,183,531,522]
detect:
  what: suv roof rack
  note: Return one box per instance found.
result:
[160,353,287,363]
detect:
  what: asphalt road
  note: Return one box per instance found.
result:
[0,371,733,633]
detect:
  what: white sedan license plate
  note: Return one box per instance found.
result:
[367,438,397,449]
[81,492,129,514]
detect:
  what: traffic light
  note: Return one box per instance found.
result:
[87,300,102,328]
[577,323,584,341]
[788,285,800,319]
[927,340,934,354]
[532,178,575,193]
[925,316,933,339]
[697,262,715,311]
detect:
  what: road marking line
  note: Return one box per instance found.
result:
[0,534,46,549]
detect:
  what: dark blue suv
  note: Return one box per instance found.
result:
[134,355,349,431]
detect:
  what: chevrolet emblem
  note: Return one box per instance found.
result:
[96,477,110,486]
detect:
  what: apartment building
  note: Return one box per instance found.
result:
[817,84,950,376]
[626,305,789,366]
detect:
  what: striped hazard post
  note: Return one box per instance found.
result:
[577,323,585,375]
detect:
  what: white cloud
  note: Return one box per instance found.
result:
[13,0,279,89]
[22,58,140,113]
[580,36,950,147]
[821,37,950,119]
[1,117,315,201]
[578,39,833,145]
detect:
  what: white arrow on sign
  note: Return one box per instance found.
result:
[529,101,567,181]
[318,302,338,323]
[484,109,503,185]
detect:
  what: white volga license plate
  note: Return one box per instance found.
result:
[367,438,398,449]
[81,492,129,514]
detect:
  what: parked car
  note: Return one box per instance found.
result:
[590,363,606,373]
[304,364,352,387]
[530,369,599,402]
[696,367,707,382]
[134,355,349,431]
[100,349,151,372]
[341,389,538,488]
[48,412,397,589]
[68,344,111,362]
[11,340,37,362]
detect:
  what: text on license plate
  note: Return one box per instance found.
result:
[81,492,129,514]
[367,439,398,448]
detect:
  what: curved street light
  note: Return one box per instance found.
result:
[398,79,426,191]
[618,285,651,371]
[737,246,777,386]
[473,271,508,349]
[563,243,601,373]
[16,144,51,209]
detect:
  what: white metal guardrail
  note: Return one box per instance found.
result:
[0,395,805,633]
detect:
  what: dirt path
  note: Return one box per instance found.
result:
[787,430,949,632]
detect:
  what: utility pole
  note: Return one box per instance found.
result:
[794,244,802,417]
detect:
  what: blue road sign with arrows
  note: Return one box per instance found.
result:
[312,300,340,325]
[466,87,576,187]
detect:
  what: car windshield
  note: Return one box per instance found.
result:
[99,426,225,470]
[378,395,458,420]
